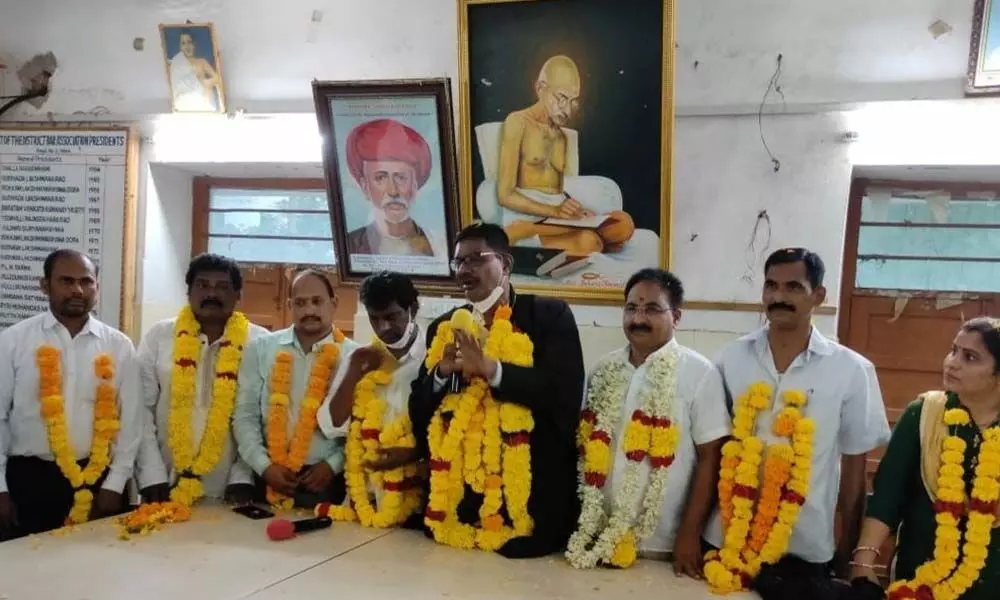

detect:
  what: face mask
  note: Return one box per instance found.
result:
[384,317,416,351]
[471,275,507,317]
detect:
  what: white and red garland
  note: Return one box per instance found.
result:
[566,348,681,568]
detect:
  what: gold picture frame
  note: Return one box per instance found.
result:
[159,22,227,114]
[456,0,675,304]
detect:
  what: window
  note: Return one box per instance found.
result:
[855,188,1000,293]
[202,186,336,265]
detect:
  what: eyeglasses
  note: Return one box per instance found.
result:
[623,305,669,317]
[450,251,500,272]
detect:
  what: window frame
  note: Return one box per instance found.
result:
[838,177,1000,342]
[191,176,337,267]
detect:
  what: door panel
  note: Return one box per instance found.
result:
[239,266,284,331]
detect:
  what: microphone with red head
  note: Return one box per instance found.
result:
[265,515,333,541]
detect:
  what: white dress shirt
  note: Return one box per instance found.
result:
[586,338,731,553]
[318,328,426,439]
[134,317,269,497]
[702,326,891,563]
[0,312,142,494]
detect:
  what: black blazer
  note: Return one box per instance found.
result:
[408,290,585,557]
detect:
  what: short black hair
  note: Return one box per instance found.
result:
[624,268,684,309]
[185,253,242,292]
[962,317,1000,374]
[763,247,826,289]
[43,249,97,279]
[455,221,511,254]
[290,268,335,298]
[360,271,419,312]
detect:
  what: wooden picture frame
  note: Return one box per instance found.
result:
[312,78,461,290]
[457,0,675,304]
[159,22,227,113]
[967,0,1000,95]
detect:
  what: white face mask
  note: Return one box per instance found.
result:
[383,317,416,351]
[471,276,507,316]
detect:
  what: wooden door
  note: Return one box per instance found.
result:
[239,266,285,331]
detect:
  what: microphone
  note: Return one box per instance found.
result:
[265,516,333,541]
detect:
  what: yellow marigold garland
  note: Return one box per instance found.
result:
[116,501,192,540]
[423,306,535,551]
[36,346,120,525]
[324,350,421,528]
[167,306,251,506]
[704,384,815,594]
[265,332,344,509]
[887,408,1000,600]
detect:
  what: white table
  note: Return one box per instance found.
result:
[0,510,755,600]
[247,529,756,600]
[0,505,390,600]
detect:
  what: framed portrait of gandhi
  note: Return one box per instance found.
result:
[313,79,461,288]
[458,0,675,303]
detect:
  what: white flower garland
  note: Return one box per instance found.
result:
[566,347,680,568]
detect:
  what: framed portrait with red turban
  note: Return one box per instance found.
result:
[313,79,461,289]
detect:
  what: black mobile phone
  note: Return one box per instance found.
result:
[232,504,274,520]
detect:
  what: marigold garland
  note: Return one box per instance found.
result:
[36,346,120,525]
[566,349,681,569]
[167,306,251,506]
[265,331,345,509]
[324,347,421,528]
[887,409,1000,600]
[703,384,815,594]
[422,306,535,551]
[116,501,192,540]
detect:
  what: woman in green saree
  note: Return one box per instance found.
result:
[851,317,1000,600]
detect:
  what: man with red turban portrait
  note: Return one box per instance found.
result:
[344,118,439,258]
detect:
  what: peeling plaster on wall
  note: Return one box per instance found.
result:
[17,52,58,108]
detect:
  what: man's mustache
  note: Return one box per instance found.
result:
[767,303,795,313]
[628,324,652,333]
[300,316,320,323]
[200,298,222,308]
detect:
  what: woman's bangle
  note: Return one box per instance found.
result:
[852,546,881,558]
[849,560,877,569]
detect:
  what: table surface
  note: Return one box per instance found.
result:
[0,505,390,600]
[0,509,754,600]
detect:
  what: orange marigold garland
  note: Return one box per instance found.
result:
[36,346,120,525]
[167,306,251,506]
[703,384,815,593]
[422,306,535,551]
[265,332,344,509]
[887,408,1000,600]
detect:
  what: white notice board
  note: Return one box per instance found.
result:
[0,125,139,336]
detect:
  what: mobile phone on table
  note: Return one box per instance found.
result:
[232,504,274,520]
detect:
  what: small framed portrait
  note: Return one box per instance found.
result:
[312,79,461,288]
[458,0,675,303]
[159,22,227,113]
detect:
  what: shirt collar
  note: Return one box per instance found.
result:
[752,325,835,361]
[42,310,99,337]
[625,337,678,367]
[276,326,337,353]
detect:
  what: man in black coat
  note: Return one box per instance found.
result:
[408,222,585,558]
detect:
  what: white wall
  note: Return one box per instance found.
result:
[139,163,194,335]
[0,0,990,360]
